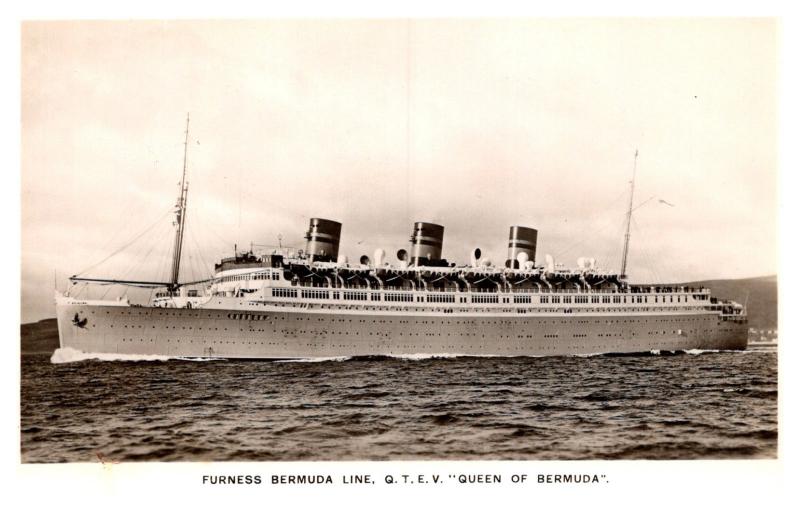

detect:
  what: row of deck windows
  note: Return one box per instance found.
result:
[385,293,414,302]
[220,271,280,283]
[301,289,329,300]
[271,288,692,305]
[427,294,456,303]
[218,314,713,324]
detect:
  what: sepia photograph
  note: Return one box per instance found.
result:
[20,18,778,467]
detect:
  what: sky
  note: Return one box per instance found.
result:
[20,19,778,323]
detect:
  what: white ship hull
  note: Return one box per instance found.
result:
[56,297,748,359]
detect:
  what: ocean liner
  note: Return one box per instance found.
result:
[54,118,748,359]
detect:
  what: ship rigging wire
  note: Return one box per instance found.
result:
[75,208,173,278]
[118,220,174,282]
[631,217,672,284]
[550,190,629,267]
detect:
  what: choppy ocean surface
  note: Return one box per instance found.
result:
[21,349,777,462]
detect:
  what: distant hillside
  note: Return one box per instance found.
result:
[683,275,777,330]
[20,275,778,353]
[20,318,59,354]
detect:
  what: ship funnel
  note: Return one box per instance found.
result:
[305,218,342,263]
[374,248,386,267]
[470,248,482,268]
[506,226,538,269]
[409,222,444,267]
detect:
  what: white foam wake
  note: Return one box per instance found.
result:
[642,348,749,356]
[275,356,351,363]
[571,349,746,357]
[684,349,715,355]
[391,352,465,361]
[50,347,218,364]
[279,353,492,362]
[684,348,754,355]
[276,353,468,362]
[571,352,606,358]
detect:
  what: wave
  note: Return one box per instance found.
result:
[573,349,752,358]
[274,353,465,362]
[682,349,755,356]
[391,352,468,361]
[685,349,716,355]
[275,350,748,362]
[275,356,351,363]
[50,346,757,365]
[276,352,548,362]
[384,352,573,361]
[50,347,224,364]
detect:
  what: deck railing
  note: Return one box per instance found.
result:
[285,281,705,295]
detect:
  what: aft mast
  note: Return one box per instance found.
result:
[169,113,191,291]
[620,149,637,279]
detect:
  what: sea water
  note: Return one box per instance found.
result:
[20,349,777,462]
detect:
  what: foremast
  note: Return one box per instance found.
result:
[68,115,196,291]
[169,113,190,292]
